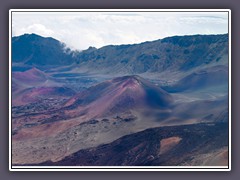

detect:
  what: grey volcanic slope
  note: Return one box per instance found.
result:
[22,122,228,166]
[75,34,228,74]
[12,33,75,65]
[162,65,229,92]
[172,95,229,123]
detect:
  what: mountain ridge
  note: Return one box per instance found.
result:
[12,33,75,65]
[12,33,229,75]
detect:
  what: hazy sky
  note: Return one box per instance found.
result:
[12,11,229,50]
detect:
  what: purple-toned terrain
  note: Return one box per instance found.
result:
[11,33,229,166]
[64,75,173,119]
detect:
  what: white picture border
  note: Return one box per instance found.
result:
[9,9,231,171]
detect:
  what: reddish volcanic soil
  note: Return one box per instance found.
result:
[12,67,47,84]
[11,75,229,166]
[12,68,49,106]
[12,75,174,144]
[64,75,173,119]
[20,122,228,166]
[13,117,83,141]
[203,148,228,166]
[159,136,182,155]
[12,86,75,106]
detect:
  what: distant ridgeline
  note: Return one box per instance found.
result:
[12,33,75,66]
[12,33,229,73]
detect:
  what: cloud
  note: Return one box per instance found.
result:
[21,24,54,37]
[179,15,227,25]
